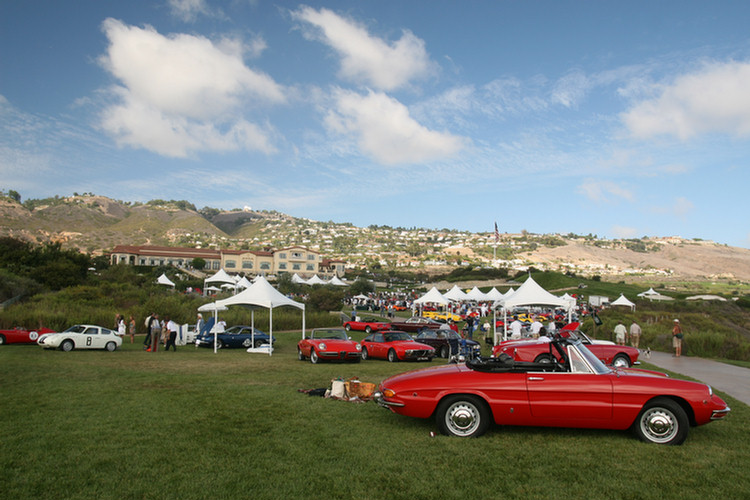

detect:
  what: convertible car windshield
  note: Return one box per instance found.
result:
[312,330,348,340]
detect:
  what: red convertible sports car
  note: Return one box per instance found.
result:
[361,330,435,362]
[377,336,730,444]
[297,328,361,364]
[492,330,640,367]
[343,317,390,334]
[0,326,55,345]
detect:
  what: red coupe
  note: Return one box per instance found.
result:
[343,317,390,334]
[0,326,55,345]
[377,336,730,444]
[297,328,361,364]
[361,330,435,362]
[492,330,640,367]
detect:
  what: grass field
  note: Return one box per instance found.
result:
[2,332,750,500]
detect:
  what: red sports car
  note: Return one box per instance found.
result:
[361,330,435,362]
[492,330,640,367]
[297,328,361,364]
[343,317,390,334]
[377,337,730,444]
[0,326,55,345]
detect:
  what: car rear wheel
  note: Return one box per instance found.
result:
[365,326,372,334]
[61,339,74,352]
[436,395,491,438]
[242,339,252,348]
[215,339,224,349]
[633,397,689,445]
[440,345,449,358]
[105,341,117,352]
[612,354,631,368]
[297,348,305,361]
[310,349,320,364]
[387,349,398,362]
[361,347,369,360]
[0,334,5,345]
[345,324,352,331]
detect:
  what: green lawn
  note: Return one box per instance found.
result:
[2,333,749,500]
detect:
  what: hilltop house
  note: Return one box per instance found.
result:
[109,245,344,278]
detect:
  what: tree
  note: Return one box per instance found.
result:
[349,277,375,296]
[306,287,344,312]
[8,189,21,203]
[191,257,206,270]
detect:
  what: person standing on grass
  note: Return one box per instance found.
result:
[614,321,627,345]
[116,314,126,338]
[128,315,136,344]
[672,319,683,357]
[149,314,161,352]
[164,316,178,352]
[629,321,642,349]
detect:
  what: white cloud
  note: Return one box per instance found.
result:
[97,18,284,157]
[291,6,433,91]
[324,89,467,165]
[577,179,634,203]
[550,70,591,108]
[167,0,221,23]
[622,61,750,140]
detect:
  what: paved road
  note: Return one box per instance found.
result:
[643,350,750,406]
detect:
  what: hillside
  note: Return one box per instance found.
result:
[1,193,749,284]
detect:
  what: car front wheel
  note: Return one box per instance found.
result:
[365,326,372,334]
[361,347,369,360]
[440,345,449,358]
[612,354,631,368]
[633,397,689,445]
[105,341,117,352]
[436,395,491,438]
[215,339,224,349]
[387,349,398,362]
[61,339,74,352]
[310,349,319,364]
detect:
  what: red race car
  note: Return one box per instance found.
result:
[492,330,640,367]
[0,326,55,345]
[377,336,730,444]
[361,330,435,362]
[297,328,361,364]
[343,317,390,334]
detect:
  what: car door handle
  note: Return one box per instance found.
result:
[528,376,545,381]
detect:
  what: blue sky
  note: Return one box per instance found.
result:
[2,1,750,248]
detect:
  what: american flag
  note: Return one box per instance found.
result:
[494,222,499,243]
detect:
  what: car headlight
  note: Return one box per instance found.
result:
[355,343,362,351]
[319,343,327,350]
[405,349,414,355]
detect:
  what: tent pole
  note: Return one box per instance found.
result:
[269,307,273,356]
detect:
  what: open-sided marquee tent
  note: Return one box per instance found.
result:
[200,276,305,356]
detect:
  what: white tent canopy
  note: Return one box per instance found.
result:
[559,293,577,309]
[306,275,327,285]
[493,277,570,343]
[686,294,727,301]
[466,286,488,301]
[443,285,469,302]
[291,273,307,284]
[611,294,636,310]
[206,276,306,355]
[637,288,673,301]
[204,269,235,285]
[236,276,253,290]
[328,276,349,286]
[485,287,504,301]
[156,273,175,287]
[413,287,451,305]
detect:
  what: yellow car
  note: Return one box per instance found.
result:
[422,311,461,322]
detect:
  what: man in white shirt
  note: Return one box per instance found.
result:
[510,316,523,339]
[529,316,544,338]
